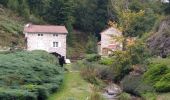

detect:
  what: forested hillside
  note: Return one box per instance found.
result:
[0,6,24,50]
[0,0,109,57]
[0,0,170,56]
[0,0,170,100]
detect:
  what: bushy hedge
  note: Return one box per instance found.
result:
[0,51,64,100]
[154,73,170,92]
[144,63,170,92]
[85,54,101,62]
[121,75,154,96]
[99,57,113,66]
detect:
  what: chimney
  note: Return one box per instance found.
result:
[25,23,32,28]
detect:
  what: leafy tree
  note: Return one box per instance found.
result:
[0,0,8,6]
[163,0,170,14]
[44,0,75,25]
[111,50,132,82]
[27,0,50,16]
[86,33,98,54]
[18,0,30,19]
[74,0,109,32]
[66,22,75,46]
[7,0,19,11]
[109,0,159,37]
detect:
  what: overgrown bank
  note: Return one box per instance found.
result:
[0,51,64,100]
[0,6,24,49]
[48,72,90,100]
[76,52,170,100]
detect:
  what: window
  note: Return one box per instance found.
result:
[53,34,58,37]
[53,42,59,47]
[38,34,43,36]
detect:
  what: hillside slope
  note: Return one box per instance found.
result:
[148,16,170,57]
[0,6,25,50]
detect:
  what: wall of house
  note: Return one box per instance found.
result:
[25,33,67,57]
[100,28,122,56]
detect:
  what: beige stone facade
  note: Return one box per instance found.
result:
[98,27,122,56]
[24,24,68,57]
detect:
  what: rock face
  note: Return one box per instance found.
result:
[148,16,170,57]
[102,84,122,100]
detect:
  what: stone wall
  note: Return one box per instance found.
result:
[25,32,67,57]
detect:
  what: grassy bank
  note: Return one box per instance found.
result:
[0,51,64,100]
[48,72,90,100]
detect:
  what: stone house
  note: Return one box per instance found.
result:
[24,24,68,58]
[98,27,123,56]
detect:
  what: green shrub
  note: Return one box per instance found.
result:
[0,51,64,100]
[99,57,113,65]
[80,59,116,84]
[144,63,170,92]
[121,75,154,96]
[154,73,170,92]
[71,60,85,71]
[97,66,116,81]
[0,88,37,100]
[111,51,132,82]
[119,92,131,100]
[89,85,104,100]
[144,64,169,85]
[85,54,101,62]
[141,92,157,100]
[80,62,101,85]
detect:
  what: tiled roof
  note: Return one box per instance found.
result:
[24,24,68,33]
[108,44,117,49]
[100,27,122,35]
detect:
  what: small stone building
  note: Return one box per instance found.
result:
[98,27,123,56]
[23,24,68,57]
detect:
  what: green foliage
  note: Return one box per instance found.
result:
[2,0,109,33]
[89,85,105,100]
[154,73,170,92]
[74,0,108,32]
[18,0,30,19]
[0,7,24,47]
[44,0,75,25]
[80,62,102,85]
[144,63,170,92]
[7,0,30,19]
[0,0,8,6]
[163,1,170,14]
[121,75,154,96]
[144,64,169,85]
[109,0,159,37]
[0,51,64,100]
[86,34,98,54]
[85,54,101,62]
[0,88,37,100]
[141,92,157,100]
[7,0,19,11]
[119,92,131,100]
[128,40,149,65]
[111,50,132,81]
[99,57,113,65]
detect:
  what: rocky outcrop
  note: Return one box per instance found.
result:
[102,84,122,100]
[147,16,170,57]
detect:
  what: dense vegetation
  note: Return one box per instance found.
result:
[0,51,64,100]
[0,0,109,33]
[0,6,24,48]
[72,0,170,99]
[0,0,170,99]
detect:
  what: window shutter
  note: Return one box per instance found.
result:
[59,42,61,47]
